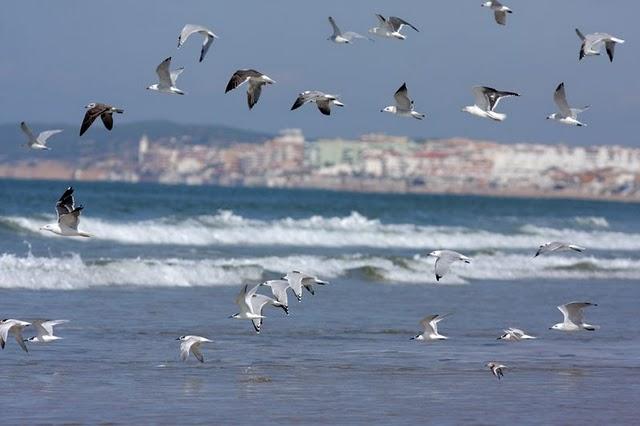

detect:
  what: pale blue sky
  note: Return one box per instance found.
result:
[1,0,638,145]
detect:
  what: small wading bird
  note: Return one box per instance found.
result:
[40,187,91,237]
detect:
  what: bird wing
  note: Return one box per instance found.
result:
[328,16,341,36]
[472,86,491,111]
[553,83,572,117]
[34,319,68,337]
[488,89,519,111]
[225,69,260,93]
[419,315,438,334]
[178,24,204,47]
[200,34,215,62]
[343,32,369,41]
[37,130,63,145]
[55,187,75,218]
[100,113,114,130]
[563,302,592,324]
[20,122,36,141]
[14,329,28,353]
[156,57,173,86]
[394,83,413,111]
[286,273,304,299]
[575,28,586,41]
[0,322,11,348]
[316,99,332,116]
[375,14,387,27]
[180,339,194,361]
[434,255,456,281]
[250,294,273,315]
[494,11,507,26]
[170,68,185,86]
[388,16,419,32]
[291,91,322,110]
[80,104,109,136]
[191,342,204,363]
[264,280,290,306]
[605,41,616,62]
[247,81,263,109]
[59,207,82,230]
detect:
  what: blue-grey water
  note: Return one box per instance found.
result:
[1,180,639,424]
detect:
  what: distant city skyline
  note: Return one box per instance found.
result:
[1,1,639,146]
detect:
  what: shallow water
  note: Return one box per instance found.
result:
[0,181,639,424]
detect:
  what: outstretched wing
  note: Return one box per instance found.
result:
[225,69,261,93]
[316,99,332,116]
[388,16,419,32]
[80,105,109,136]
[553,83,572,117]
[394,83,412,110]
[472,87,491,111]
[20,122,36,141]
[37,130,63,145]
[328,16,341,36]
[156,57,173,86]
[247,82,263,109]
[434,256,455,281]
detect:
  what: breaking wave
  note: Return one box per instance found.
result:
[0,251,639,289]
[0,210,635,251]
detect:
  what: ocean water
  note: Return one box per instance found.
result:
[0,180,639,424]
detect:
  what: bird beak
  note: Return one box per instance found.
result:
[175,337,181,340]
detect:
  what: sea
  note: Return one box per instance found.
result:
[0,179,638,424]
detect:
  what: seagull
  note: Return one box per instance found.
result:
[481,1,513,26]
[39,187,91,237]
[20,122,62,151]
[177,24,218,62]
[281,271,329,301]
[369,14,419,40]
[0,319,30,352]
[462,86,520,122]
[550,302,599,331]
[486,362,506,380]
[225,69,275,110]
[79,102,124,136]
[25,320,68,343]
[497,328,536,341]
[291,91,344,115]
[576,29,625,62]
[229,284,265,333]
[260,280,291,315]
[410,314,450,341]
[546,82,589,127]
[534,241,585,257]
[381,83,425,120]
[146,57,185,95]
[249,293,287,334]
[427,250,471,281]
[176,335,212,363]
[327,17,370,44]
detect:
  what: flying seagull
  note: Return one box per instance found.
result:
[20,122,62,151]
[0,319,30,352]
[79,102,124,136]
[146,57,185,95]
[534,241,585,257]
[249,293,287,334]
[260,280,291,315]
[410,314,450,341]
[281,271,329,301]
[177,24,218,62]
[547,83,589,127]
[327,17,370,43]
[381,83,425,120]
[369,14,419,40]
[225,69,275,110]
[40,187,90,237]
[462,86,520,122]
[497,328,536,341]
[427,250,471,281]
[176,335,213,363]
[25,320,69,343]
[481,1,513,26]
[229,284,266,333]
[576,29,625,62]
[550,302,598,331]
[486,362,506,380]
[291,91,344,115]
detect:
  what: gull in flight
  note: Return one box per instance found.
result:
[291,91,344,116]
[534,241,585,257]
[410,314,450,341]
[497,328,536,341]
[249,293,287,334]
[20,122,62,151]
[40,187,91,237]
[546,82,589,127]
[229,284,266,333]
[146,57,185,95]
[427,250,471,281]
[260,280,291,315]
[462,86,520,122]
[225,69,275,110]
[79,102,124,136]
[282,271,329,301]
[327,17,370,44]
[486,362,506,380]
[369,14,419,40]
[176,335,212,363]
[0,319,30,352]
[576,29,625,62]
[550,302,599,331]
[178,24,218,62]
[381,83,425,120]
[481,1,513,26]
[25,320,69,343]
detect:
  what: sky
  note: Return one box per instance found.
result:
[1,1,639,146]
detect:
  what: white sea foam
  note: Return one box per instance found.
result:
[1,210,634,250]
[573,216,610,228]
[0,251,639,289]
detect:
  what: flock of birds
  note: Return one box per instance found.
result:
[7,3,620,380]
